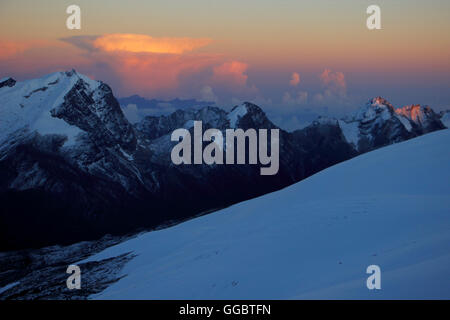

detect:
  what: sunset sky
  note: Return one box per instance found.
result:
[1,0,449,129]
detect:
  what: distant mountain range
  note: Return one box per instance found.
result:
[0,71,447,250]
[118,94,215,121]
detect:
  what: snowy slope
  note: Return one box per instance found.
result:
[81,129,450,299]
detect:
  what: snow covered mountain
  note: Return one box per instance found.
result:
[0,72,446,251]
[323,97,445,152]
[0,70,138,187]
[64,128,450,299]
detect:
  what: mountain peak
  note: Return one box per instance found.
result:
[64,69,78,77]
[228,103,249,128]
[227,102,273,129]
[351,96,395,122]
[241,101,263,113]
[368,96,395,110]
[0,70,136,152]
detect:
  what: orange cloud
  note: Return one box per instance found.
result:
[289,72,300,87]
[93,34,212,54]
[103,51,220,97]
[212,61,249,87]
[56,34,223,97]
[1,34,257,103]
[320,68,346,91]
[313,68,349,105]
[208,61,259,102]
